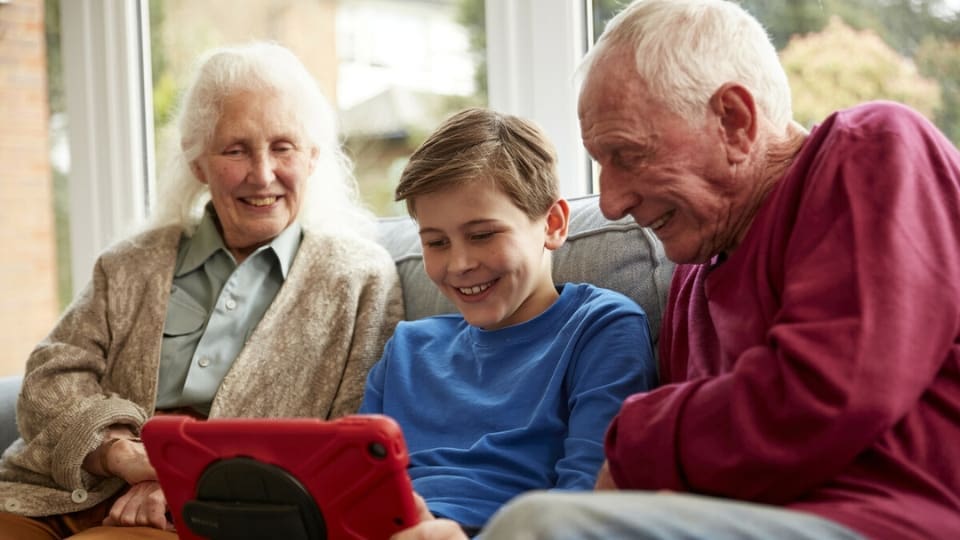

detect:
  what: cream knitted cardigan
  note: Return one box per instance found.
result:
[0,225,404,517]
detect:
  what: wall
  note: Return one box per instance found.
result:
[0,0,56,376]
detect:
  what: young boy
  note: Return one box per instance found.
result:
[359,108,657,535]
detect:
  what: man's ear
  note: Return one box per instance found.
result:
[544,198,570,251]
[190,160,208,184]
[708,83,757,164]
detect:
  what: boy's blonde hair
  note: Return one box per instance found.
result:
[395,107,559,220]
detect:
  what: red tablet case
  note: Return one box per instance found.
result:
[141,414,419,540]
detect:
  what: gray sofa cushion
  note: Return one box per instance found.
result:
[376,194,674,347]
[0,375,21,451]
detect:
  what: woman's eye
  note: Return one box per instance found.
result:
[423,239,448,249]
[470,232,494,241]
[223,148,245,157]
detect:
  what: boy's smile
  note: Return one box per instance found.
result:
[415,181,567,330]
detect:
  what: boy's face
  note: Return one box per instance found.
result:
[415,181,568,331]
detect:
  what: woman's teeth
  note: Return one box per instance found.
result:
[245,196,277,207]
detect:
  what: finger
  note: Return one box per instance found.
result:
[104,489,133,525]
[412,492,435,521]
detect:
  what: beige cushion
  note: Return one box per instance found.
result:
[376,194,675,348]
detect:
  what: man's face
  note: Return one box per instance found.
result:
[578,47,741,264]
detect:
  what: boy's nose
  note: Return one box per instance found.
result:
[447,244,477,274]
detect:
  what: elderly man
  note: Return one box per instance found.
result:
[391,1,960,539]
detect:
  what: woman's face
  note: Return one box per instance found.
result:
[191,88,317,261]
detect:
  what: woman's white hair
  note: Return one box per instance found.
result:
[149,41,375,239]
[581,0,793,131]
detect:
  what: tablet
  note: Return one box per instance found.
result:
[141,414,419,540]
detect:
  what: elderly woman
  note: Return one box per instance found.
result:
[0,42,403,539]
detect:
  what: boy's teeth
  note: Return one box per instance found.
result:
[458,282,491,296]
[246,196,277,206]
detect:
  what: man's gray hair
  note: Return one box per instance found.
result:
[580,0,793,131]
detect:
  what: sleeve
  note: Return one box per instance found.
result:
[554,297,658,490]
[328,250,404,419]
[15,255,149,490]
[358,339,392,414]
[606,106,960,503]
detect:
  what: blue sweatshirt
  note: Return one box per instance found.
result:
[359,282,657,528]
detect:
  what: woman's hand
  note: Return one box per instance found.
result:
[104,437,157,484]
[85,434,158,484]
[102,480,175,531]
[390,493,468,540]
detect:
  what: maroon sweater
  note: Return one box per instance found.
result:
[605,101,960,539]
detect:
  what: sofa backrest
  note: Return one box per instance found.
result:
[376,194,675,348]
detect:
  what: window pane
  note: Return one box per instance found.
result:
[149,0,487,217]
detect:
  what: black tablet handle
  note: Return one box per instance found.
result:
[181,457,326,540]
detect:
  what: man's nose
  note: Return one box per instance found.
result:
[597,167,638,221]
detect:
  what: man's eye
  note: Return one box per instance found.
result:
[273,144,294,153]
[470,232,494,241]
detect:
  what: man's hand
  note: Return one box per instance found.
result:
[594,460,618,490]
[102,480,175,531]
[390,493,468,540]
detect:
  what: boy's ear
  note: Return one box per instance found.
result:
[544,198,570,251]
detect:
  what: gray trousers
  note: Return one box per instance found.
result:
[480,491,865,540]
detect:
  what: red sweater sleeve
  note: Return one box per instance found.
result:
[606,102,960,504]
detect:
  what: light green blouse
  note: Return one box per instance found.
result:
[155,209,302,416]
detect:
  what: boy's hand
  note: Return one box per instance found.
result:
[390,493,468,540]
[594,460,618,490]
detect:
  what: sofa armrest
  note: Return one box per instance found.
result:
[0,375,22,451]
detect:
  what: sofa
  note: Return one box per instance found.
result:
[0,194,673,453]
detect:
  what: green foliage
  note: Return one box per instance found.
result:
[782,16,941,127]
[44,0,63,114]
[916,36,960,143]
[456,0,487,99]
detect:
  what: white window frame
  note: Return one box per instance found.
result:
[59,0,588,296]
[485,0,591,196]
[60,0,154,294]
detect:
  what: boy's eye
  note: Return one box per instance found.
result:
[470,232,494,241]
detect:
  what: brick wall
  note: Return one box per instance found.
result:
[0,0,57,377]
